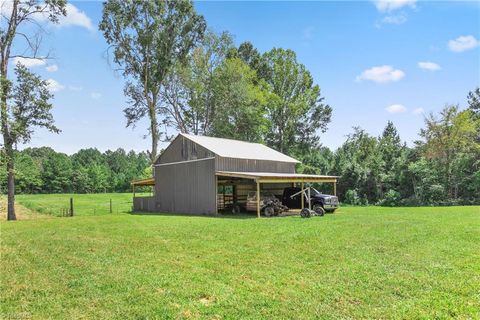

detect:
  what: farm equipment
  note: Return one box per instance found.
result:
[263,197,289,217]
[289,185,326,218]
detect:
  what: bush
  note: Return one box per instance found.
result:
[377,189,401,207]
[344,189,361,205]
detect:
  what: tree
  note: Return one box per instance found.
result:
[467,87,480,116]
[377,121,405,196]
[160,30,234,136]
[417,105,478,199]
[42,152,72,193]
[261,48,332,155]
[99,0,206,163]
[1,0,66,220]
[208,57,268,142]
[332,127,383,202]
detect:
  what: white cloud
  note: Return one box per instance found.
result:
[58,3,94,31]
[418,61,441,71]
[412,107,424,115]
[46,64,59,72]
[11,57,46,68]
[68,85,83,91]
[90,92,102,99]
[448,35,479,53]
[385,104,407,114]
[46,79,65,92]
[381,13,407,25]
[356,65,405,83]
[20,3,93,31]
[373,0,416,12]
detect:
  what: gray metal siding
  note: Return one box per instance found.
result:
[133,196,156,212]
[157,135,214,164]
[215,156,296,173]
[155,158,216,215]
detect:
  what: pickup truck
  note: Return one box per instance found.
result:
[282,187,339,213]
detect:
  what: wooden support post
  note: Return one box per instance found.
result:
[301,182,304,209]
[256,181,260,218]
[70,198,74,216]
[334,181,337,197]
[133,185,135,198]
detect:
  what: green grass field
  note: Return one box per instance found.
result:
[1,194,479,319]
[14,193,140,216]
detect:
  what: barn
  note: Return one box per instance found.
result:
[132,133,338,217]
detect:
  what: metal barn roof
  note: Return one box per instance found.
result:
[216,171,338,182]
[181,133,300,163]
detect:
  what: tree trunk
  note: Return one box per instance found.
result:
[149,104,159,164]
[6,146,16,220]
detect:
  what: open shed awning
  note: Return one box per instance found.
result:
[215,171,338,183]
[131,178,155,186]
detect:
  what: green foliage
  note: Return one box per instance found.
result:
[344,189,361,205]
[0,147,149,194]
[99,0,206,162]
[261,48,332,154]
[377,189,401,207]
[208,57,268,142]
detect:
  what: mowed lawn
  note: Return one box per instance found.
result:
[1,196,479,319]
[14,193,140,216]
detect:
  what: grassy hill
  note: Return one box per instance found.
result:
[1,196,479,319]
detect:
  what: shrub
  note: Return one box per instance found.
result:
[378,189,401,207]
[344,189,361,205]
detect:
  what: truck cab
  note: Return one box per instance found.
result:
[282,187,339,212]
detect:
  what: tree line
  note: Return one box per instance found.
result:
[2,87,478,207]
[300,90,480,206]
[0,147,150,194]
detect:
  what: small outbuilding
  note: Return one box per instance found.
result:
[133,133,337,217]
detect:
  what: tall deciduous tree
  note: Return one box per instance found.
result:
[99,0,206,163]
[418,105,478,199]
[261,48,332,155]
[1,0,65,220]
[160,30,233,136]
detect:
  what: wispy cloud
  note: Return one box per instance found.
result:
[46,64,59,72]
[12,57,46,68]
[418,61,441,71]
[448,35,479,53]
[46,79,65,92]
[356,65,405,83]
[381,13,407,25]
[69,85,83,91]
[90,92,102,99]
[412,107,424,115]
[385,104,407,114]
[373,0,416,12]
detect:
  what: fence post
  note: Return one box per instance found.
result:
[70,198,74,216]
[110,199,112,214]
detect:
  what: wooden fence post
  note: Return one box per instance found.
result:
[70,198,74,216]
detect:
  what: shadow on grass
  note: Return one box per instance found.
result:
[129,211,302,220]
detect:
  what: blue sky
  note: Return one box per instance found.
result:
[6,0,480,154]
